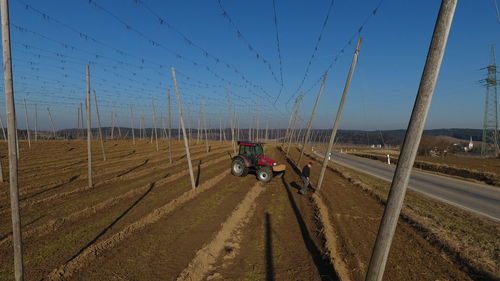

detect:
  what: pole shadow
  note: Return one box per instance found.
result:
[195,160,202,187]
[66,173,168,263]
[265,212,275,281]
[20,175,80,201]
[116,158,149,177]
[281,175,339,281]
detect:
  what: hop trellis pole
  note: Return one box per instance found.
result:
[317,37,362,191]
[167,89,172,164]
[1,0,24,279]
[297,74,327,166]
[365,1,457,279]
[93,90,106,161]
[171,67,196,189]
[22,99,30,148]
[86,65,93,188]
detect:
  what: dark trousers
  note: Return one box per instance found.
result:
[300,176,309,193]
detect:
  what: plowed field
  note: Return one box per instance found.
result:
[0,140,476,280]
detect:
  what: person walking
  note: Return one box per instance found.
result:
[299,162,313,194]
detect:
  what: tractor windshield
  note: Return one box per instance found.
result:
[255,145,264,156]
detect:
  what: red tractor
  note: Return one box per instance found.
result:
[231,141,286,182]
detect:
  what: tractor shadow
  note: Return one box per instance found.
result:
[66,172,170,263]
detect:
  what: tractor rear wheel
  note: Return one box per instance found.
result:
[257,166,273,182]
[231,158,248,177]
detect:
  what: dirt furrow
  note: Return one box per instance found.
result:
[209,147,337,281]
[287,147,473,281]
[46,171,230,281]
[0,153,230,246]
[177,182,265,281]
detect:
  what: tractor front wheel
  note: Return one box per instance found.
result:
[231,158,248,177]
[257,166,273,182]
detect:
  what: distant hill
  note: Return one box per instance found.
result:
[9,127,484,148]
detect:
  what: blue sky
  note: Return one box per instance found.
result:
[1,0,499,130]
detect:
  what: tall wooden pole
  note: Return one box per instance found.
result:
[152,98,159,152]
[297,75,327,166]
[202,99,209,152]
[93,90,106,161]
[365,2,457,280]
[86,65,93,188]
[226,87,236,155]
[77,107,81,139]
[80,102,84,132]
[130,105,135,145]
[317,37,362,191]
[167,89,172,164]
[1,0,24,278]
[47,107,56,139]
[34,104,37,141]
[171,67,196,189]
[286,94,303,155]
[22,99,30,148]
[110,111,115,140]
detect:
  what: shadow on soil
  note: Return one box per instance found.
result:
[66,172,169,263]
[265,212,275,281]
[281,175,339,281]
[117,159,149,177]
[20,175,80,202]
[0,215,44,242]
[195,160,202,187]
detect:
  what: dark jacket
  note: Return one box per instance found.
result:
[302,165,310,178]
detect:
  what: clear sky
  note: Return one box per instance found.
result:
[0,0,499,131]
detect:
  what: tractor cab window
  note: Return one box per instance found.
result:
[254,145,264,156]
[239,145,253,158]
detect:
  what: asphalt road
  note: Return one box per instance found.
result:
[315,151,500,222]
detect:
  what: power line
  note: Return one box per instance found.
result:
[215,0,281,85]
[286,0,336,104]
[272,0,285,104]
[287,0,384,105]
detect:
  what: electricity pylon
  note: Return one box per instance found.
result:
[481,45,499,157]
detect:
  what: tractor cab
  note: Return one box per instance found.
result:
[231,141,285,182]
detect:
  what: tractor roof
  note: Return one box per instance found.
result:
[237,141,265,146]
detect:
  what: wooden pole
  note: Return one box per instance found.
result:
[80,102,84,133]
[202,99,209,152]
[317,37,362,191]
[365,2,456,280]
[139,115,143,140]
[47,107,56,139]
[116,113,122,139]
[286,94,303,155]
[110,111,115,140]
[171,66,196,189]
[130,105,135,145]
[34,104,37,141]
[167,89,172,164]
[86,65,93,188]
[1,0,24,278]
[22,99,30,148]
[77,107,80,139]
[297,75,327,166]
[152,97,159,152]
[226,87,236,155]
[93,90,106,161]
